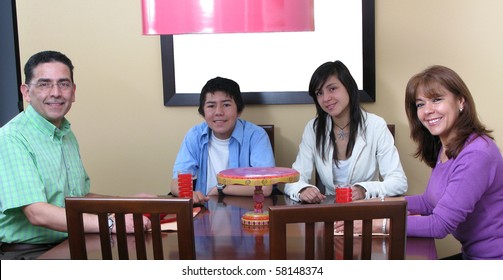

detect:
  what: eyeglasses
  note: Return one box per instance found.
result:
[28,81,74,92]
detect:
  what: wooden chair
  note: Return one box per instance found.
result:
[259,124,284,195]
[269,200,407,259]
[387,124,395,139]
[258,124,274,154]
[315,124,395,192]
[65,197,195,260]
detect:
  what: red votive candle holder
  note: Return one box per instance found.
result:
[335,184,352,203]
[177,170,193,198]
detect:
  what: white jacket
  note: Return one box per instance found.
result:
[285,112,407,201]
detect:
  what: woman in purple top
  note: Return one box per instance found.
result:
[403,65,503,259]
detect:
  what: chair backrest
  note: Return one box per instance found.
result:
[387,124,395,139]
[65,197,195,260]
[259,124,285,194]
[315,124,395,191]
[269,200,407,260]
[258,124,274,154]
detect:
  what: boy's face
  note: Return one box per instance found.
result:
[203,91,240,139]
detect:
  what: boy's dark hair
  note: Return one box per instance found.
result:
[198,77,244,116]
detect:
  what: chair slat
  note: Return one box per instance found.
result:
[324,221,334,259]
[133,213,147,259]
[149,213,164,260]
[114,214,129,260]
[343,220,354,259]
[361,219,373,259]
[305,222,315,259]
[98,214,113,260]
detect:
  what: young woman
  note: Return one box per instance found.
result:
[284,60,407,203]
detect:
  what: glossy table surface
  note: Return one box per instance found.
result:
[39,195,437,260]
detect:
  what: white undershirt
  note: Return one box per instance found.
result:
[207,133,230,194]
[332,159,350,185]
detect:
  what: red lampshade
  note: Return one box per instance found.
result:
[142,0,314,35]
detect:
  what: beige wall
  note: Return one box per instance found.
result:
[16,0,503,258]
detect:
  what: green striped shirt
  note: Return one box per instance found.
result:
[0,105,90,244]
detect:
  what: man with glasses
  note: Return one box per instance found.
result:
[0,51,150,259]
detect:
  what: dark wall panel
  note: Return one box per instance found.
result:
[1,0,23,127]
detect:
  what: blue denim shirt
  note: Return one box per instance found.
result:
[172,119,275,194]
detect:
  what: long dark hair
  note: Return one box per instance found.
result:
[308,60,365,164]
[405,65,493,168]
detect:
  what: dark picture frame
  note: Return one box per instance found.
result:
[160,0,375,106]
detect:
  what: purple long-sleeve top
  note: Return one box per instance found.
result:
[405,134,503,259]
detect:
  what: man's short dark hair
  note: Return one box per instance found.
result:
[198,77,244,116]
[24,50,74,84]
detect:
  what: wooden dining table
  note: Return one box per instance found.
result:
[38,195,438,260]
